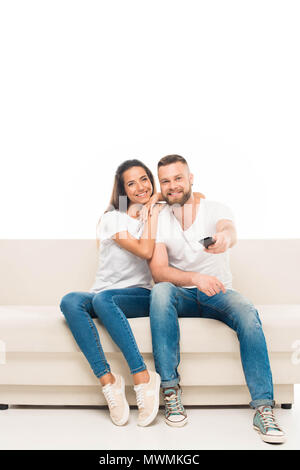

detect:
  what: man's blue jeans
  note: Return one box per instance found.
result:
[150,282,275,409]
[60,287,150,379]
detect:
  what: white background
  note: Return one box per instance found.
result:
[1,0,299,239]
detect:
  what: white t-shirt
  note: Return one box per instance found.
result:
[156,199,235,289]
[90,210,153,293]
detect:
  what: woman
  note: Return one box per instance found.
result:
[60,159,163,427]
[60,159,204,427]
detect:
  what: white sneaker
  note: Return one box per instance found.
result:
[101,374,129,426]
[133,371,160,426]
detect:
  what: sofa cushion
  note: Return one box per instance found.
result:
[1,305,299,353]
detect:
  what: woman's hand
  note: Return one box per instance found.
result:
[194,192,205,201]
[150,201,166,216]
[139,193,161,222]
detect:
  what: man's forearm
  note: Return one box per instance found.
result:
[214,219,237,250]
[222,227,237,248]
[152,265,196,286]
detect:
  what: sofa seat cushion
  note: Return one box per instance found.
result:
[1,304,299,354]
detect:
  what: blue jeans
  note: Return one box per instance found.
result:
[60,287,150,379]
[150,282,275,409]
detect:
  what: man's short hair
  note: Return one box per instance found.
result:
[157,154,189,169]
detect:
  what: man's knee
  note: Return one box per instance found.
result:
[150,283,178,321]
[235,305,262,333]
[151,282,176,302]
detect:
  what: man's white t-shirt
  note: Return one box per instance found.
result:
[156,199,235,289]
[90,210,153,293]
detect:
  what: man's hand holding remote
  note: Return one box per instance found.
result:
[204,231,231,254]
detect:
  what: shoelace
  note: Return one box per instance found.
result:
[258,407,282,432]
[134,384,145,409]
[102,384,116,409]
[165,393,184,415]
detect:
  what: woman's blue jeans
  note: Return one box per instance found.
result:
[60,287,150,379]
[150,282,275,409]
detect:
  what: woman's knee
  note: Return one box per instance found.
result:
[60,292,91,317]
[60,292,79,312]
[92,291,111,317]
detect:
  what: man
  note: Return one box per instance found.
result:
[148,154,285,444]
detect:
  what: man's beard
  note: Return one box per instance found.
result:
[163,186,192,206]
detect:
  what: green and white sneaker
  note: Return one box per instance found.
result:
[253,405,286,444]
[163,385,188,427]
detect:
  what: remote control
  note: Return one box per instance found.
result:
[199,237,216,249]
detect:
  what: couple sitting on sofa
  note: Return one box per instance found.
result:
[60,154,285,444]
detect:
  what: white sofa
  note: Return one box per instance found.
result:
[0,239,299,409]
